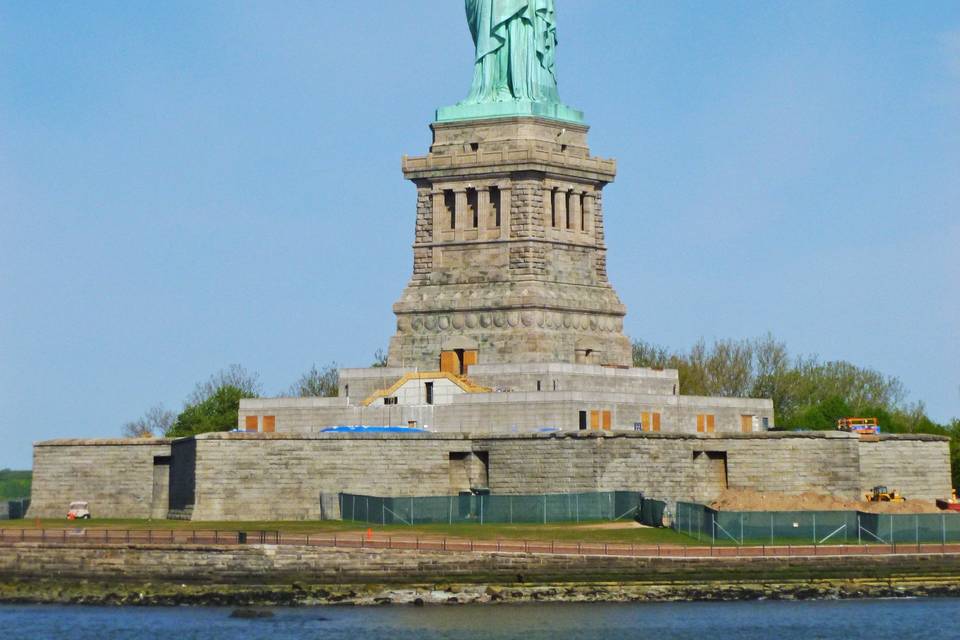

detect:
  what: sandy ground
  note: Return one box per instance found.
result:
[709,489,947,513]
[575,521,648,529]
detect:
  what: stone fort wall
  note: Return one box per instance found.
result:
[27,432,952,521]
[29,438,172,519]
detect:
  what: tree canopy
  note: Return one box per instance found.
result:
[165,384,251,438]
[288,363,339,397]
[633,334,959,487]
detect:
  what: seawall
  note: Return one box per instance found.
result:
[2,541,960,605]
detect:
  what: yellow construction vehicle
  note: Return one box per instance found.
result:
[837,417,880,435]
[865,485,906,503]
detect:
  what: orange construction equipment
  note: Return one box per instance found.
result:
[837,417,880,435]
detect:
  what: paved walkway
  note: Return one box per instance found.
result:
[3,527,960,559]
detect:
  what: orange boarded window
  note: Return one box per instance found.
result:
[740,415,753,433]
[706,414,716,433]
[652,412,661,432]
[602,410,612,430]
[462,350,478,374]
[245,416,258,432]
[590,410,600,430]
[263,416,276,433]
[440,351,459,374]
[696,414,704,433]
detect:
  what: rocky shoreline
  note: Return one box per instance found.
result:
[2,578,959,606]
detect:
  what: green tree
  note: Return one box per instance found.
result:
[288,363,339,397]
[164,365,262,438]
[187,364,261,405]
[166,385,250,438]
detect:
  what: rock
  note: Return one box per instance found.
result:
[229,608,274,619]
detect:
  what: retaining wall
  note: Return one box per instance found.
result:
[3,542,960,585]
[29,439,171,519]
[28,432,951,521]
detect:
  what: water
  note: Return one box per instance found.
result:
[2,599,958,640]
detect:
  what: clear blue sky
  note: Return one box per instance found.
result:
[1,2,958,469]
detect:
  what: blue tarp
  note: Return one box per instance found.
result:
[320,425,428,434]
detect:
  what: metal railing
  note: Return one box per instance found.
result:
[2,527,960,559]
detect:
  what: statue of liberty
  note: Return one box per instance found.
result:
[436,0,583,123]
[464,0,560,104]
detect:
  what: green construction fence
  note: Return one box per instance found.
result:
[673,501,960,545]
[340,491,667,527]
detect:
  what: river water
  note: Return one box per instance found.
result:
[2,599,958,640]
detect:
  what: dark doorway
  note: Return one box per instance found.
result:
[579,411,587,430]
[425,381,434,405]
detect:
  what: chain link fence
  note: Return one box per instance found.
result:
[341,491,662,526]
[673,501,960,545]
[0,499,30,520]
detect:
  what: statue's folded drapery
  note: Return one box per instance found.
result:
[464,0,560,104]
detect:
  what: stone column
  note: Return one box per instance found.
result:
[499,185,511,240]
[553,188,566,230]
[569,189,582,232]
[583,193,596,238]
[479,186,491,231]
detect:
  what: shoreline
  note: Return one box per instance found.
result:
[2,578,960,606]
[3,540,960,606]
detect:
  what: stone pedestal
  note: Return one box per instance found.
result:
[388,116,631,370]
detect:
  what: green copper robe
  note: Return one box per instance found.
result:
[464,0,561,104]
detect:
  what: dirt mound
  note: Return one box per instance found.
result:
[708,489,943,513]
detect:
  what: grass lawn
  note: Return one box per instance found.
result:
[2,517,694,545]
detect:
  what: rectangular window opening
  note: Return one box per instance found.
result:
[444,189,456,230]
[466,188,478,228]
[579,410,587,431]
[490,186,501,227]
[425,381,434,405]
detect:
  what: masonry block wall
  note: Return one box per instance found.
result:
[475,432,865,504]
[29,439,172,518]
[239,391,774,435]
[29,432,950,521]
[858,437,952,500]
[181,434,470,521]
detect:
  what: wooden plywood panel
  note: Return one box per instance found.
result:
[602,410,612,430]
[707,414,716,433]
[245,415,258,432]
[263,415,276,433]
[462,350,478,375]
[740,415,753,433]
[652,412,661,432]
[641,412,650,432]
[590,410,600,430]
[440,351,459,374]
[696,414,704,433]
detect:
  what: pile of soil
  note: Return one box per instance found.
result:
[708,489,944,514]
